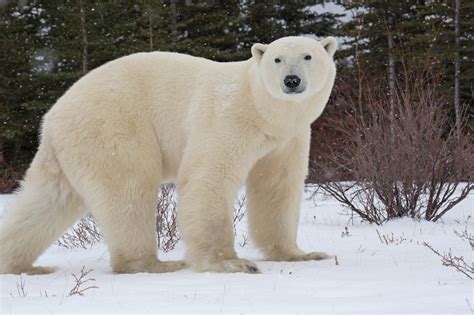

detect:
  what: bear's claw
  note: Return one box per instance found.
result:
[268,251,334,262]
[296,251,333,261]
[246,265,260,274]
[194,258,261,274]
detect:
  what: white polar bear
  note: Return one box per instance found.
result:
[0,36,337,275]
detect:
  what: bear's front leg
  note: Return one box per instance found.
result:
[177,133,264,274]
[246,131,333,262]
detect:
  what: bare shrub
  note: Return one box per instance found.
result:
[315,69,473,224]
[55,185,248,253]
[156,184,180,252]
[341,227,351,238]
[155,188,249,250]
[423,242,473,280]
[0,166,21,193]
[55,185,180,252]
[68,266,98,296]
[454,228,474,250]
[233,195,248,246]
[56,215,102,249]
[238,234,249,247]
[233,194,246,232]
[155,186,249,251]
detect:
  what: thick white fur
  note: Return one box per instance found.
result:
[0,36,337,275]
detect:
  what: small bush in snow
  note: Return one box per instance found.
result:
[68,266,98,296]
[233,195,246,232]
[423,241,473,280]
[57,215,102,249]
[57,186,248,251]
[314,69,473,224]
[156,184,180,252]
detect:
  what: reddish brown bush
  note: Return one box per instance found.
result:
[156,184,180,252]
[56,215,102,249]
[56,185,248,252]
[313,71,473,224]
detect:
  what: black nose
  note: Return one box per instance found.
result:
[284,75,301,88]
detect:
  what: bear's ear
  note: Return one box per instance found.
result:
[251,43,268,61]
[320,37,337,57]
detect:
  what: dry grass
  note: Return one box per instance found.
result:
[376,230,407,246]
[16,276,27,297]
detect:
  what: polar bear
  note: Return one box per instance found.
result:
[0,36,337,275]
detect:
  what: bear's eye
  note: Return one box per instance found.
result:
[304,55,312,60]
[274,58,281,63]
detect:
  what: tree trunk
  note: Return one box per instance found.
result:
[454,0,461,137]
[148,10,153,51]
[354,11,364,118]
[79,0,88,74]
[387,15,396,137]
[0,142,4,165]
[170,0,177,45]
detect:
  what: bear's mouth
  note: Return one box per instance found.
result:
[283,87,305,94]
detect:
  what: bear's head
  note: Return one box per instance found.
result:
[251,36,337,103]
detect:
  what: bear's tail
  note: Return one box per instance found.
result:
[0,144,84,275]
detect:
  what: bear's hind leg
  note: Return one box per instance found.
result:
[88,185,185,274]
[58,119,186,274]
[0,150,86,275]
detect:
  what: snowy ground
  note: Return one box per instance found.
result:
[0,189,472,314]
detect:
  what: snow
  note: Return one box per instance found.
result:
[1,189,473,314]
[310,2,353,23]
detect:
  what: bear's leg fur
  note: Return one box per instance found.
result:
[177,138,261,274]
[72,152,185,273]
[178,178,260,273]
[0,146,86,275]
[246,134,332,262]
[48,120,187,274]
[89,192,185,274]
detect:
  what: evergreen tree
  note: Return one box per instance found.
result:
[339,0,473,129]
[167,1,246,61]
[1,2,54,169]
[242,0,340,52]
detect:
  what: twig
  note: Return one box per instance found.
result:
[16,277,27,297]
[423,242,473,280]
[68,266,99,296]
[454,228,474,250]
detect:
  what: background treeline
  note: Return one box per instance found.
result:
[0,0,472,192]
